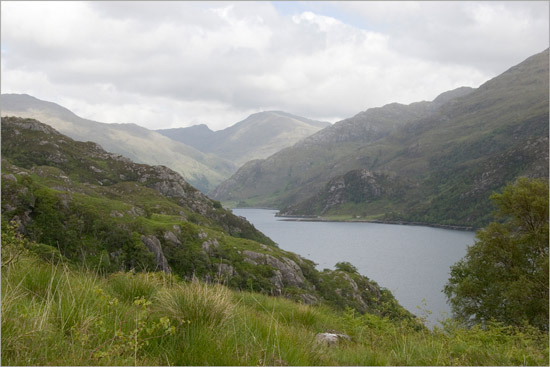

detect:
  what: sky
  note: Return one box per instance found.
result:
[1,1,548,131]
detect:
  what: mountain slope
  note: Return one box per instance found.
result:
[211,87,474,207]
[1,94,236,192]
[1,116,411,320]
[157,111,330,166]
[213,49,549,228]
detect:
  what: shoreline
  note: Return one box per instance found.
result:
[275,215,475,231]
[232,208,476,231]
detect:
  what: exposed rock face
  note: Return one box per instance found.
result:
[163,231,182,247]
[216,263,235,277]
[140,235,171,273]
[281,169,407,216]
[339,272,368,310]
[299,293,319,305]
[270,270,284,295]
[201,239,220,256]
[243,250,305,287]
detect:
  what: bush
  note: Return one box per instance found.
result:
[335,261,358,273]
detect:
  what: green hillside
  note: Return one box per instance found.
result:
[1,116,410,319]
[1,94,236,192]
[212,50,549,228]
[2,115,548,366]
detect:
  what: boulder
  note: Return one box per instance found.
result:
[315,332,351,346]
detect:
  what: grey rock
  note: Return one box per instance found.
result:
[243,257,258,266]
[299,293,319,305]
[216,263,235,277]
[141,235,171,273]
[339,272,368,310]
[163,231,181,246]
[242,250,305,287]
[270,270,284,295]
[127,206,145,217]
[315,332,351,346]
[89,165,104,173]
[201,239,219,256]
[2,174,17,183]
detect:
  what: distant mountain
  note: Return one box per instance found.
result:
[1,94,236,192]
[212,49,549,228]
[157,111,330,166]
[211,87,475,208]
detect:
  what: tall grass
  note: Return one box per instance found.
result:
[2,253,548,366]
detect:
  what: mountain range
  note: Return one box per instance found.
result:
[212,49,549,228]
[157,111,329,166]
[1,95,327,192]
[1,94,236,192]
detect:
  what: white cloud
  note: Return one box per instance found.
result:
[1,1,548,130]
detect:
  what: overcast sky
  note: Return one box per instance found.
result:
[1,1,548,131]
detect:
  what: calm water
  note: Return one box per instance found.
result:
[233,208,475,327]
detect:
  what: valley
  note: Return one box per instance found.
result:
[2,47,548,366]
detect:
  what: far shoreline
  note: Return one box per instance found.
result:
[231,207,476,232]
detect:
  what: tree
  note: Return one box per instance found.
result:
[444,177,548,331]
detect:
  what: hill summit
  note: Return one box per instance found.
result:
[157,111,330,166]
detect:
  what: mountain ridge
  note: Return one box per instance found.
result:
[212,49,549,228]
[157,111,330,166]
[1,94,236,192]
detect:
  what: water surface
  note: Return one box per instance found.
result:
[233,208,475,326]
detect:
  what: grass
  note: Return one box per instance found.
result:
[2,253,548,366]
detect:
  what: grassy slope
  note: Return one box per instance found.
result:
[2,254,548,366]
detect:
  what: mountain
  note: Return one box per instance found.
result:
[1,94,236,192]
[212,49,549,228]
[157,111,330,166]
[1,116,412,320]
[211,87,475,208]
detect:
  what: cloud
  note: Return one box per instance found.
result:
[331,1,549,74]
[1,1,548,130]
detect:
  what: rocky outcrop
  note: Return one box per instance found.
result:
[216,263,235,277]
[281,169,407,216]
[141,235,171,273]
[242,250,305,287]
[201,239,220,256]
[163,230,182,247]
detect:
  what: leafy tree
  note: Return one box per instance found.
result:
[444,177,549,330]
